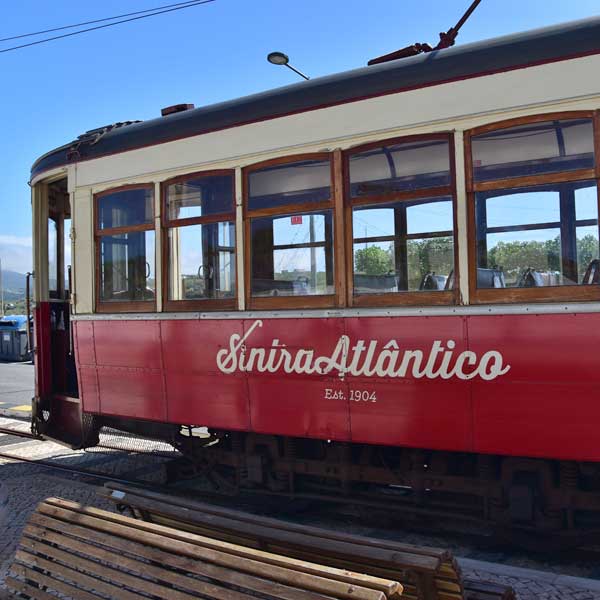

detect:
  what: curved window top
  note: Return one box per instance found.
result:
[97,187,153,230]
[248,158,331,211]
[471,118,594,183]
[166,173,234,222]
[348,139,451,198]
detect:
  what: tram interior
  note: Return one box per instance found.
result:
[46,178,77,397]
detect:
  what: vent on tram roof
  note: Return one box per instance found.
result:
[161,103,195,117]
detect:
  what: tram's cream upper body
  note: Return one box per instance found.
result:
[32,51,600,315]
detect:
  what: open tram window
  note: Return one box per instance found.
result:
[245,155,336,308]
[163,171,236,310]
[346,135,457,306]
[95,185,156,312]
[467,114,600,302]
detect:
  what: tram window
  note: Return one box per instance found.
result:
[471,119,594,183]
[167,175,233,220]
[95,186,155,311]
[97,188,153,229]
[48,217,58,295]
[250,211,334,297]
[248,159,331,211]
[352,198,454,294]
[245,156,336,308]
[64,218,71,293]
[99,231,155,301]
[346,134,456,305]
[348,139,451,198]
[167,222,235,301]
[164,171,236,309]
[468,114,600,301]
[475,181,599,288]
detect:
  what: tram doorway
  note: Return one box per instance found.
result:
[31,177,79,434]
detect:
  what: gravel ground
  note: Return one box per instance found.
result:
[2,415,600,599]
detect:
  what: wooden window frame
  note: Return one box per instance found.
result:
[161,169,237,312]
[243,153,342,310]
[95,184,156,313]
[343,132,459,307]
[464,110,600,304]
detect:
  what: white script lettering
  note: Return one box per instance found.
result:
[215,320,511,381]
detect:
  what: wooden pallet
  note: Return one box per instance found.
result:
[102,483,515,600]
[6,497,402,600]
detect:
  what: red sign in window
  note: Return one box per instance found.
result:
[291,215,303,225]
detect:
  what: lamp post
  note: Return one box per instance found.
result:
[267,52,310,81]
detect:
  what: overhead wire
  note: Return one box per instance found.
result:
[0,0,216,54]
[0,1,209,43]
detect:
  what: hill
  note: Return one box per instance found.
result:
[1,270,26,302]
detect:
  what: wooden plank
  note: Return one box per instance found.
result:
[102,485,448,561]
[23,522,335,600]
[19,535,253,600]
[114,494,438,572]
[34,504,389,600]
[10,562,103,600]
[42,499,401,591]
[16,549,143,600]
[5,575,57,600]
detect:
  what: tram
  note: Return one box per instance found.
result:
[29,16,600,537]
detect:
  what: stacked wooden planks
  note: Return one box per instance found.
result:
[6,497,402,600]
[101,483,515,600]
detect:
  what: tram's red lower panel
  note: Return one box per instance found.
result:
[73,313,600,462]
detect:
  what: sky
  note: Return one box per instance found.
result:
[0,0,598,273]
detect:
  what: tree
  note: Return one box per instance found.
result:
[354,245,393,275]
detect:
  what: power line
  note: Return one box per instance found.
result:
[0,1,206,43]
[0,0,216,54]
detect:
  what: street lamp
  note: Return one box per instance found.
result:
[267,51,310,81]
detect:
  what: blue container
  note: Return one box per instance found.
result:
[0,315,31,361]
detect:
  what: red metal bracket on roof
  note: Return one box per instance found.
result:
[368,0,482,66]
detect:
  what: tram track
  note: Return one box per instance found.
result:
[2,418,600,563]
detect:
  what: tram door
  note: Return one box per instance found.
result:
[32,177,78,416]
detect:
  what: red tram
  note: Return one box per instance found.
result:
[29,16,600,537]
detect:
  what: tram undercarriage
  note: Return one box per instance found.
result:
[54,411,600,545]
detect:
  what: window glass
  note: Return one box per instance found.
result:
[48,217,58,294]
[99,230,155,302]
[97,188,153,229]
[472,119,594,182]
[577,225,599,283]
[352,197,454,294]
[406,199,454,234]
[248,159,331,211]
[475,181,599,288]
[168,222,235,301]
[486,191,559,228]
[64,218,71,292]
[250,211,334,297]
[166,175,234,221]
[576,186,598,221]
[348,139,451,198]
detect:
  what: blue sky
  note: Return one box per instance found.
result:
[0,0,598,273]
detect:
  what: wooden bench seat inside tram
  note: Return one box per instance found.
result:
[6,497,403,600]
[101,483,516,600]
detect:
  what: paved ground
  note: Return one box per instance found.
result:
[0,361,33,415]
[1,415,600,599]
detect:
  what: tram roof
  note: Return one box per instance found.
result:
[31,15,600,181]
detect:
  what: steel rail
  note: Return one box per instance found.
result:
[0,448,158,487]
[0,426,36,439]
